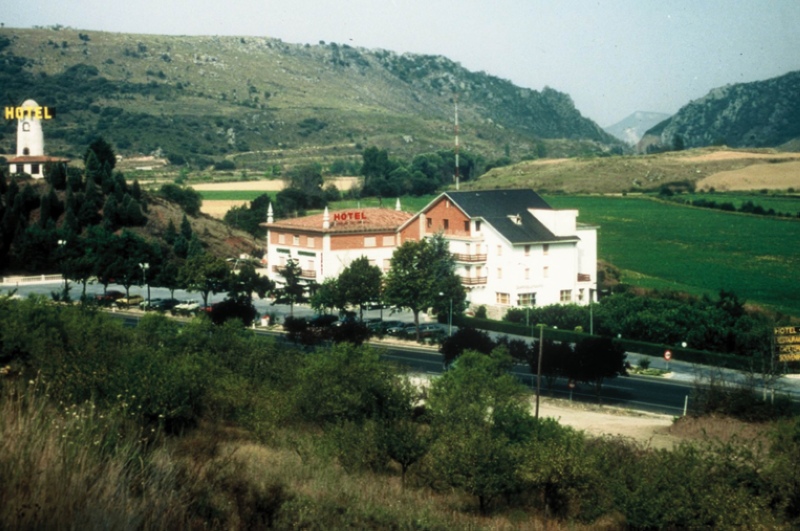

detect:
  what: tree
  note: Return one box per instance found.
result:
[273,259,308,316]
[108,231,153,299]
[569,337,627,399]
[178,253,230,307]
[440,327,495,367]
[384,234,465,341]
[228,262,274,307]
[310,277,345,315]
[85,137,116,175]
[427,349,533,513]
[338,256,382,320]
[154,257,181,298]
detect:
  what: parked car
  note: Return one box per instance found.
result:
[386,322,416,336]
[405,323,446,341]
[117,295,144,308]
[309,314,339,327]
[95,290,124,304]
[172,300,201,316]
[147,298,180,312]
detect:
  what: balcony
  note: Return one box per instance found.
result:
[272,265,317,279]
[452,253,488,263]
[577,273,592,282]
[461,276,488,286]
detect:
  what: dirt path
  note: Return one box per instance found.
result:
[535,397,678,449]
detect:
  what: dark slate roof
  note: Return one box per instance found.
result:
[444,189,577,244]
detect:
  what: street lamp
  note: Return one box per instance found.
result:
[138,262,150,307]
[535,324,545,419]
[57,239,69,294]
[438,291,453,336]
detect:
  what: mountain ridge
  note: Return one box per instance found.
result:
[0,27,623,168]
[638,70,800,152]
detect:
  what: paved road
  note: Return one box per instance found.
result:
[6,279,798,416]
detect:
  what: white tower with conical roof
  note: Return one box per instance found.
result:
[16,99,45,158]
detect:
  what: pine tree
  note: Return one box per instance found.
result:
[180,214,192,240]
[164,219,177,245]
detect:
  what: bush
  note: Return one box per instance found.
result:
[158,183,202,215]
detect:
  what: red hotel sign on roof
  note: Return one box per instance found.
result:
[333,211,367,222]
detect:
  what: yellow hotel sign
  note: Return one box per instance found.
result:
[4,106,56,120]
[776,326,800,363]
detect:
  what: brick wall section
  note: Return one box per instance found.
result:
[269,230,324,249]
[423,196,470,236]
[330,231,398,250]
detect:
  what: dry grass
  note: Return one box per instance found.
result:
[668,414,772,449]
[473,147,800,194]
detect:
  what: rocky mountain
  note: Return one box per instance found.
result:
[604,111,671,145]
[638,70,800,152]
[0,27,622,169]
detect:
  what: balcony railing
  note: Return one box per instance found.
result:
[461,276,488,286]
[272,265,317,279]
[452,253,488,263]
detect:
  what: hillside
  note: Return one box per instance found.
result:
[0,27,623,170]
[467,147,800,194]
[638,70,800,152]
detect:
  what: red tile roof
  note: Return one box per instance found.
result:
[268,208,414,234]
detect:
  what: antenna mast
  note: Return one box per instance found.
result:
[454,93,460,190]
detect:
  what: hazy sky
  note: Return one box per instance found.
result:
[4,1,800,126]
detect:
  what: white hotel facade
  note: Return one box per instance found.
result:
[265,189,597,317]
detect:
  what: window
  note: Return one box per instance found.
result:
[497,245,502,257]
[293,235,300,245]
[31,163,40,175]
[496,292,510,305]
[524,268,530,280]
[524,245,531,256]
[543,244,550,256]
[426,218,432,228]
[364,236,376,247]
[443,219,449,230]
[543,266,549,278]
[307,260,315,271]
[560,290,572,303]
[278,234,286,244]
[497,267,502,279]
[475,221,481,232]
[307,236,315,247]
[382,235,395,246]
[383,258,391,272]
[23,148,30,155]
[22,122,30,132]
[368,259,377,267]
[518,293,536,306]
[464,220,470,233]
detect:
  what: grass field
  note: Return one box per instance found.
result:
[546,195,800,315]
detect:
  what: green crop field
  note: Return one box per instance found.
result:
[197,191,276,201]
[546,195,800,316]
